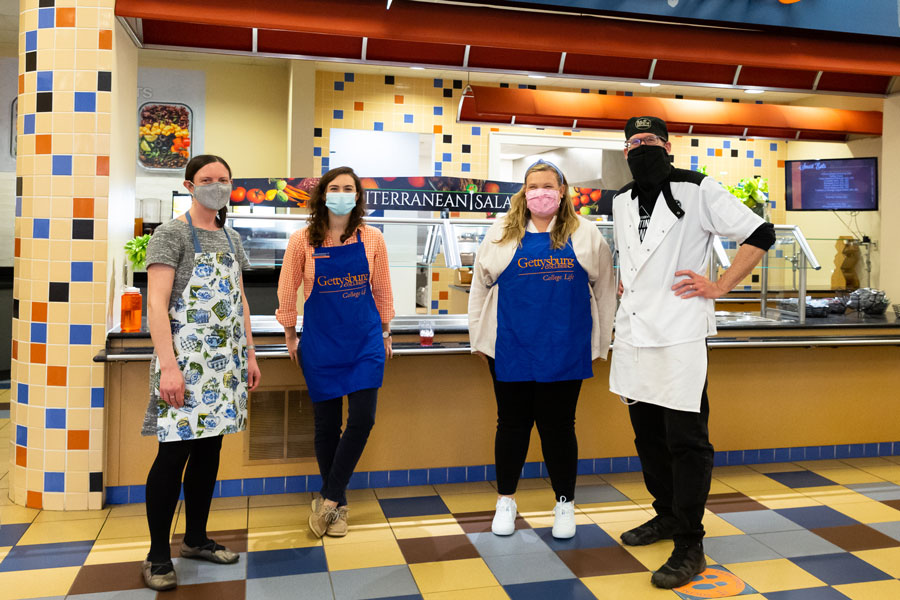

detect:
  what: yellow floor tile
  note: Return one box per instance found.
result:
[107,502,152,517]
[17,518,106,545]
[601,472,647,483]
[434,482,497,495]
[248,505,307,529]
[508,488,558,513]
[575,475,604,485]
[581,572,681,599]
[510,478,552,490]
[623,539,675,570]
[422,586,510,599]
[716,476,791,493]
[597,516,652,541]
[409,558,499,594]
[840,458,893,468]
[439,492,499,514]
[748,490,819,509]
[0,566,81,600]
[834,579,900,600]
[521,509,593,529]
[173,507,247,533]
[853,547,900,578]
[712,465,758,477]
[809,468,884,485]
[580,501,649,525]
[724,558,825,593]
[323,521,395,545]
[247,524,322,551]
[0,505,40,524]
[702,512,745,537]
[859,465,900,481]
[390,514,467,539]
[604,481,653,501]
[0,548,9,563]
[346,500,388,525]
[345,488,378,502]
[33,507,110,522]
[747,462,804,473]
[98,515,152,540]
[208,496,251,510]
[374,485,438,499]
[248,493,310,508]
[798,486,870,505]
[83,536,152,565]
[795,459,847,470]
[323,538,406,571]
[830,500,900,523]
[708,479,737,494]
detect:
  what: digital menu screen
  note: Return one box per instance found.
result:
[784,157,878,211]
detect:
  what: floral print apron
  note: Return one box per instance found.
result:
[149,211,248,442]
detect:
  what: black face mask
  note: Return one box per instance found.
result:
[627,144,672,190]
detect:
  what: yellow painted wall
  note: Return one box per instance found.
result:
[137,52,291,177]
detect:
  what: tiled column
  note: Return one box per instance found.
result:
[11,0,115,510]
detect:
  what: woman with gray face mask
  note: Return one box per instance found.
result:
[140,154,261,591]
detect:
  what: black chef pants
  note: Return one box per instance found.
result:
[627,379,714,545]
[488,358,581,502]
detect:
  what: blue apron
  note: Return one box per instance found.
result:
[300,230,385,402]
[494,231,592,383]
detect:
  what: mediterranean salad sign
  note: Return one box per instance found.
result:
[230,176,613,215]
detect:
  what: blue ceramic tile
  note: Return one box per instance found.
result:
[374,122,384,131]
[466,466,485,482]
[71,262,93,282]
[334,81,344,91]
[428,468,448,485]
[485,464,497,482]
[210,481,222,498]
[727,450,743,465]
[803,446,821,460]
[36,71,52,92]
[286,476,306,493]
[505,578,594,600]
[264,477,285,495]
[534,524,617,551]
[757,448,775,463]
[893,441,900,455]
[74,92,96,112]
[539,463,548,478]
[627,456,642,472]
[776,506,859,529]
[743,449,760,464]
[770,143,778,151]
[25,30,37,52]
[765,470,836,489]
[129,485,146,504]
[307,474,323,493]
[246,547,327,579]
[690,155,699,163]
[404,114,414,123]
[471,126,481,135]
[44,472,65,492]
[864,443,879,457]
[789,447,805,461]
[52,155,72,176]
[91,387,104,408]
[0,523,30,546]
[442,152,451,162]
[406,469,427,487]
[723,140,731,148]
[347,472,368,490]
[764,587,852,600]
[243,478,264,496]
[611,457,629,473]
[433,106,442,116]
[369,471,389,488]
[522,462,541,479]
[106,486,128,504]
[836,445,851,459]
[344,73,354,82]
[790,552,891,585]
[16,425,26,446]
[333,110,343,119]
[754,159,762,167]
[849,443,865,458]
[707,148,715,157]
[313,147,321,156]
[70,324,91,345]
[38,7,54,28]
[379,495,449,519]
[31,322,47,343]
[220,479,242,497]
[747,150,755,158]
[595,458,611,474]
[774,447,791,462]
[388,470,409,487]
[820,445,836,459]
[321,157,329,166]
[447,467,466,484]
[879,442,893,456]
[0,540,93,572]
[461,163,471,172]
[577,459,594,475]
[433,79,442,88]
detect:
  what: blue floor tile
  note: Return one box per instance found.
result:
[533,524,618,551]
[0,523,31,546]
[378,496,450,519]
[764,470,836,488]
[0,540,94,572]
[790,552,892,585]
[504,578,595,600]
[246,547,327,579]
[764,587,851,600]
[776,506,859,529]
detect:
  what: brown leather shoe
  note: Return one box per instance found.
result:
[326,506,349,537]
[309,495,339,538]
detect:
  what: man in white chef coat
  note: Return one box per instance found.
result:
[610,116,775,589]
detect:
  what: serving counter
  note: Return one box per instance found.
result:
[96,214,900,502]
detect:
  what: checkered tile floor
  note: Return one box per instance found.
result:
[3,413,900,598]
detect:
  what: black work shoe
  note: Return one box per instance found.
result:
[651,542,707,589]
[620,515,677,546]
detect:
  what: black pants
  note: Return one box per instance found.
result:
[488,358,581,501]
[313,388,378,506]
[628,380,714,545]
[145,435,223,563]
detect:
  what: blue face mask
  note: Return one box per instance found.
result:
[325,192,357,216]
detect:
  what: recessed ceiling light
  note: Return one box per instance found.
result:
[640,82,660,87]
[409,67,424,70]
[528,74,546,79]
[745,88,765,94]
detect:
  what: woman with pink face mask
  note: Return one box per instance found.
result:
[468,160,616,540]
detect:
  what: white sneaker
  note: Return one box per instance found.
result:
[491,496,517,536]
[552,497,576,539]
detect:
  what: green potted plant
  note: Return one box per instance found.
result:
[124,234,151,271]
[724,176,769,221]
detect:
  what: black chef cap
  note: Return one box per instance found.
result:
[625,116,669,140]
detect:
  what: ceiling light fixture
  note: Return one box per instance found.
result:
[409,67,424,70]
[640,82,660,87]
[745,88,765,94]
[528,74,546,79]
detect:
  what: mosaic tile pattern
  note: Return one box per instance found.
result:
[11,0,115,511]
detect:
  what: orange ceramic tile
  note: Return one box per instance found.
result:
[68,430,90,450]
[439,291,448,300]
[35,134,51,154]
[18,74,24,94]
[490,127,499,132]
[56,7,76,27]
[355,102,365,111]
[96,155,109,176]
[15,446,26,468]
[11,340,17,360]
[715,149,723,157]
[395,95,404,104]
[98,29,112,49]
[30,344,46,364]
[47,366,67,386]
[32,302,48,322]
[14,238,20,258]
[434,125,443,133]
[26,490,42,509]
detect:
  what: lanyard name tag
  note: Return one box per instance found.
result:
[313,252,330,259]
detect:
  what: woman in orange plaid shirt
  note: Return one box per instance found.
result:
[276,166,394,538]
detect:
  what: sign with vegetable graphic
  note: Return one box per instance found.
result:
[231,176,614,215]
[138,102,192,170]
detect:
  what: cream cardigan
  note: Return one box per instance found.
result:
[467,215,617,360]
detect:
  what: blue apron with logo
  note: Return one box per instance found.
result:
[494,231,592,383]
[300,230,385,402]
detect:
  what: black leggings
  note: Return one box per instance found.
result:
[145,436,223,563]
[488,358,581,501]
[313,388,378,507]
